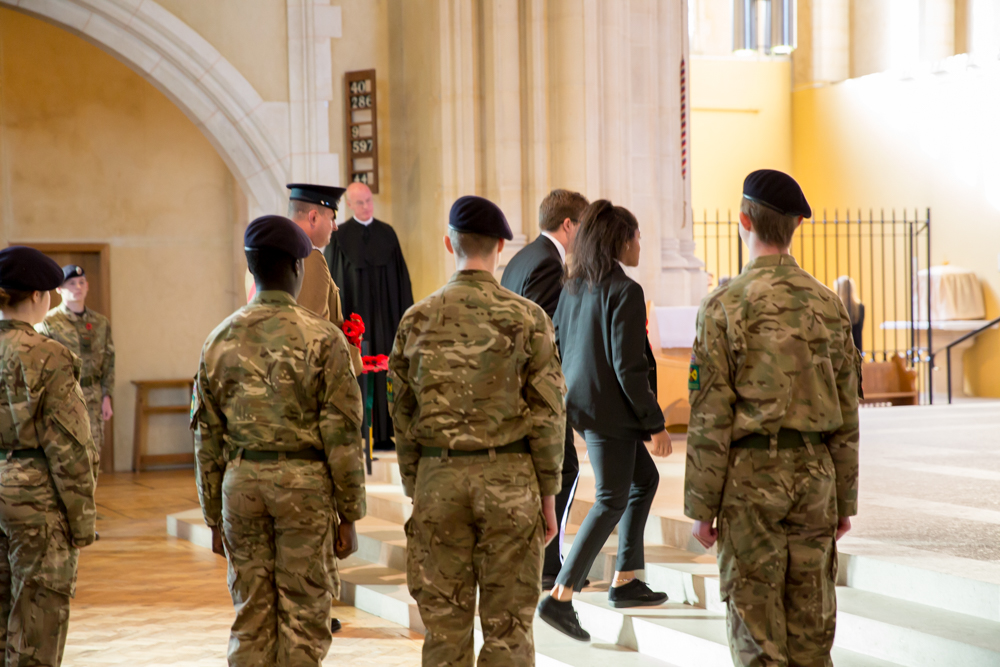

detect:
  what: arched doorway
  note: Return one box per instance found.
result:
[2,0,286,215]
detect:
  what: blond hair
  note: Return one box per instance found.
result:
[834,276,862,322]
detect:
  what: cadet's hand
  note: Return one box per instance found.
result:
[692,520,718,550]
[835,516,852,541]
[101,396,114,421]
[542,495,558,547]
[650,430,672,458]
[336,521,358,559]
[210,526,226,557]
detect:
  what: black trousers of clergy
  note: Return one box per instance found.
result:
[542,424,581,578]
[554,431,660,591]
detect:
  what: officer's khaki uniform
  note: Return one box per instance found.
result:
[684,255,860,667]
[36,303,114,461]
[389,270,566,666]
[0,320,97,666]
[192,291,364,666]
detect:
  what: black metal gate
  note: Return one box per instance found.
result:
[694,208,933,403]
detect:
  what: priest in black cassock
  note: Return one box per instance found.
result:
[326,182,414,450]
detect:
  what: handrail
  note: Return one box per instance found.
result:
[931,314,1000,404]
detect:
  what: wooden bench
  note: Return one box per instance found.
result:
[132,379,195,472]
[861,354,919,406]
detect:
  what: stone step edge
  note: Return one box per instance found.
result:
[165,510,672,667]
[362,489,1000,622]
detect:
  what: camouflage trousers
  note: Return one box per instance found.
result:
[406,453,545,667]
[82,388,103,476]
[0,459,80,666]
[717,445,839,667]
[221,458,337,667]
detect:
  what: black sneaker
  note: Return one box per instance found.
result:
[608,579,668,608]
[331,618,342,633]
[537,596,590,642]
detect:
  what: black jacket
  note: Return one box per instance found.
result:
[553,264,665,440]
[500,235,565,319]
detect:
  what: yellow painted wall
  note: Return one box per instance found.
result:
[0,9,243,469]
[690,56,793,217]
[156,0,289,102]
[792,62,1000,396]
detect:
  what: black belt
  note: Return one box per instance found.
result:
[421,439,530,459]
[731,429,823,450]
[230,448,325,462]
[2,449,46,461]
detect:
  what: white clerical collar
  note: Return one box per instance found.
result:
[540,232,567,264]
[355,217,374,226]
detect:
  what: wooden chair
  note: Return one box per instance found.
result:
[861,354,919,406]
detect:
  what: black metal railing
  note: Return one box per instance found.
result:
[694,208,933,403]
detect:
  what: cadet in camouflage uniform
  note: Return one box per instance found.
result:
[0,246,98,666]
[36,265,115,468]
[192,215,365,666]
[389,196,565,667]
[684,170,861,667]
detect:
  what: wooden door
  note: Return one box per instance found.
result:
[10,243,114,472]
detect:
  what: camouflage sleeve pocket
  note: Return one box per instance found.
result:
[528,373,563,415]
[189,385,203,430]
[688,365,717,410]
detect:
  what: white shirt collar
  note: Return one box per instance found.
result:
[355,216,374,226]
[540,232,567,264]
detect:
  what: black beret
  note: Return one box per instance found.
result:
[0,246,64,292]
[448,196,513,240]
[743,169,812,218]
[62,265,85,283]
[287,183,346,210]
[244,215,313,259]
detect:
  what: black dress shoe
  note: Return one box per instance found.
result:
[537,596,590,642]
[331,618,342,633]
[607,579,668,608]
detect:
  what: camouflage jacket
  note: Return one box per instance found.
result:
[36,303,115,402]
[191,290,365,527]
[388,270,567,498]
[0,320,97,543]
[684,255,861,521]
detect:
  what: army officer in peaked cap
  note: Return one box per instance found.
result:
[0,246,97,666]
[389,196,566,666]
[684,170,861,667]
[192,215,365,666]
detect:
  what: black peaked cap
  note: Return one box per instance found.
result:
[448,196,513,240]
[62,265,85,283]
[0,246,64,292]
[287,183,346,210]
[743,169,812,218]
[244,215,313,259]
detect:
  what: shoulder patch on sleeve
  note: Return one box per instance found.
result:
[689,364,701,391]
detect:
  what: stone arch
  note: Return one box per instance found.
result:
[3,0,287,215]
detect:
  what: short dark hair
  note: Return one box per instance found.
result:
[288,200,326,218]
[246,248,298,284]
[741,198,799,248]
[539,189,589,233]
[565,200,639,292]
[448,229,499,259]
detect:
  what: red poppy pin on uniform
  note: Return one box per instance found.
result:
[86,323,93,331]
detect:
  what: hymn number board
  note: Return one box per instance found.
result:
[344,70,379,193]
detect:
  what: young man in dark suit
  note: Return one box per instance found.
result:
[501,188,589,590]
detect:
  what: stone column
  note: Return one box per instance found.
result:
[580,0,706,307]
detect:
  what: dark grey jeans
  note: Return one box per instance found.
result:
[554,430,660,591]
